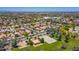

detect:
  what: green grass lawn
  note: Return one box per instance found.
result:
[12,38,79,51]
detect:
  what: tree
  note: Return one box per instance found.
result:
[31,23,36,26]
[24,32,29,37]
[72,32,78,39]
[59,26,67,35]
[40,38,44,43]
[57,34,62,41]
[15,34,19,37]
[64,35,69,43]
[12,39,18,48]
[64,26,69,31]
[70,18,75,31]
[29,39,33,45]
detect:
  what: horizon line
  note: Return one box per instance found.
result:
[0,7,79,12]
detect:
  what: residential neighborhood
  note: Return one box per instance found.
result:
[0,13,79,51]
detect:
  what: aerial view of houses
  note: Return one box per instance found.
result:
[0,7,79,51]
[0,12,79,51]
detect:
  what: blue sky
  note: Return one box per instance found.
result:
[0,7,79,12]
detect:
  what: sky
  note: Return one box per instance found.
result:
[0,7,79,12]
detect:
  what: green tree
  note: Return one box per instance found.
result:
[24,32,29,37]
[40,38,44,43]
[64,35,69,43]
[29,39,33,45]
[12,39,18,48]
[72,32,78,39]
[15,34,19,37]
[57,34,62,41]
[59,26,67,35]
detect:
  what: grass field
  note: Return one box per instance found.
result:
[12,38,79,51]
